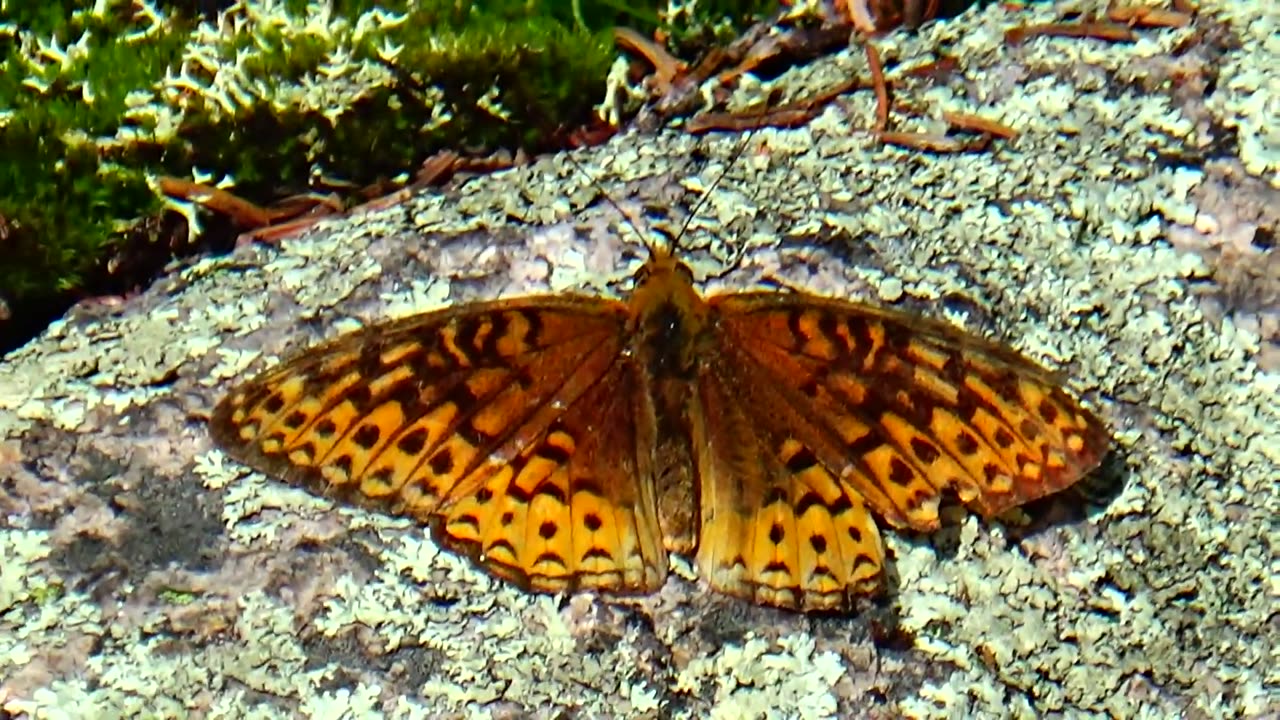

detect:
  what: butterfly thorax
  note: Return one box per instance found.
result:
[627,253,713,380]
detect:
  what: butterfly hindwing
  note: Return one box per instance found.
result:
[691,348,886,612]
[432,352,670,595]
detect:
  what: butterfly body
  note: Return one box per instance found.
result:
[212,245,1108,612]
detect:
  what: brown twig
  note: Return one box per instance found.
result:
[865,43,890,132]
[716,35,782,84]
[686,108,816,134]
[942,111,1019,140]
[614,26,687,96]
[878,131,991,153]
[812,76,867,107]
[1107,6,1194,28]
[160,176,349,248]
[158,177,275,228]
[1005,21,1137,45]
[235,215,328,246]
[415,150,461,187]
[686,75,865,134]
[566,121,619,149]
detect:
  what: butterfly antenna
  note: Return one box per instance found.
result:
[561,99,771,260]
[562,148,659,259]
[669,105,774,257]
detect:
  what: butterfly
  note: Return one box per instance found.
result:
[209,206,1109,613]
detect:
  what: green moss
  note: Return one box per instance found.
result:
[168,4,621,194]
[0,2,189,305]
[0,0,772,352]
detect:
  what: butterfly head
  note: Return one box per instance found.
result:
[627,247,712,377]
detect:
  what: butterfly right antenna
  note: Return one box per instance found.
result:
[667,114,768,258]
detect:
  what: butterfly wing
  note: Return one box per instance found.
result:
[691,292,1109,610]
[710,293,1109,530]
[211,296,668,596]
[692,355,887,611]
[429,337,670,595]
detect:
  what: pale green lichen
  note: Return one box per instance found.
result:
[1205,4,1280,185]
[675,633,847,719]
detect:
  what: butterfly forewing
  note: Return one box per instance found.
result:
[708,293,1110,533]
[211,295,669,595]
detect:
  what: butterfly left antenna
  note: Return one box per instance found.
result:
[562,146,661,258]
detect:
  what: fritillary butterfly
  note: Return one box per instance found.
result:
[210,221,1109,611]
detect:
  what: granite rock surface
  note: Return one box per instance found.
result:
[2,1,1277,717]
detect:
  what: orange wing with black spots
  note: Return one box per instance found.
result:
[692,352,886,611]
[686,293,1107,610]
[711,294,1109,527]
[431,348,669,594]
[211,296,668,596]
